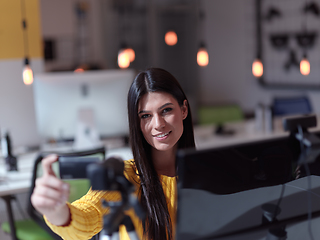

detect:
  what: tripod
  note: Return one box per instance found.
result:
[87,157,145,240]
[99,194,143,240]
[261,203,287,240]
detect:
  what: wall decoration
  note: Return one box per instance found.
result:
[256,0,320,89]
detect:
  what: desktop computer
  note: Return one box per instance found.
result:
[176,115,320,240]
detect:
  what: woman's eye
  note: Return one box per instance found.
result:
[163,107,173,113]
[141,114,150,119]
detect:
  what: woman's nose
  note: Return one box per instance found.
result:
[154,115,165,129]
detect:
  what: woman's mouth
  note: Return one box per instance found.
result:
[153,131,171,140]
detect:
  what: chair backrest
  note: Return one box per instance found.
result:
[272,96,312,117]
[198,104,244,125]
[27,147,106,240]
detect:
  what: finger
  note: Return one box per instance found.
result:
[33,180,69,202]
[31,193,57,208]
[31,193,66,211]
[35,176,70,195]
[42,154,59,176]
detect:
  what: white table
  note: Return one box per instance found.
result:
[0,146,133,240]
[0,152,38,240]
[194,116,320,150]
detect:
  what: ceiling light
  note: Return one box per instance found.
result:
[22,58,33,85]
[118,50,130,69]
[165,31,178,46]
[252,58,263,77]
[300,55,310,75]
[197,43,209,67]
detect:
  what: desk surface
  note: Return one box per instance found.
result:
[0,152,37,197]
[0,147,133,198]
[194,116,320,150]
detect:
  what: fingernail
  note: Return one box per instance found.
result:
[62,183,69,191]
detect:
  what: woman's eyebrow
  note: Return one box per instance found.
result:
[159,103,173,110]
[138,110,147,115]
[138,103,173,115]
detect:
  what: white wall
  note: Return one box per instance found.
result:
[40,0,106,71]
[0,59,44,148]
[199,0,320,114]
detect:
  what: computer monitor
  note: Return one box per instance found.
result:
[33,69,136,142]
[176,126,320,239]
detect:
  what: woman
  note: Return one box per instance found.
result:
[31,68,195,240]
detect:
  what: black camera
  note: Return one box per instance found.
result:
[59,156,133,192]
[86,157,132,191]
[59,156,101,179]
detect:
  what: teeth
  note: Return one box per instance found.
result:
[155,132,169,138]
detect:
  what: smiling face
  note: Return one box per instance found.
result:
[138,91,188,153]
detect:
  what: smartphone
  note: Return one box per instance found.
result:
[59,156,101,179]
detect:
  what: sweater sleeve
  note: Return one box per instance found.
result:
[45,189,122,240]
[44,160,177,240]
[44,160,139,240]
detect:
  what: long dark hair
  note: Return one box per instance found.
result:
[127,68,195,240]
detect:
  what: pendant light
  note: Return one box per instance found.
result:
[252,58,263,78]
[118,50,130,69]
[118,43,130,69]
[165,30,178,46]
[117,45,135,68]
[197,4,209,67]
[197,42,209,67]
[252,0,263,78]
[300,0,311,76]
[124,47,135,62]
[300,54,310,75]
[117,4,135,68]
[21,0,33,85]
[23,58,33,85]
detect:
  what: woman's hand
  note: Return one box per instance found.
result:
[30,154,71,226]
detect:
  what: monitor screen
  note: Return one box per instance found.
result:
[33,69,135,141]
[176,129,320,240]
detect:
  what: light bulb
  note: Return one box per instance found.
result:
[74,68,85,73]
[300,58,310,75]
[165,31,178,46]
[252,59,263,78]
[124,48,135,62]
[23,64,33,85]
[197,48,209,67]
[118,50,130,69]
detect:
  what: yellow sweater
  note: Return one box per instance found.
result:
[45,160,177,240]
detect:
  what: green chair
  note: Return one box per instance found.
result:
[198,104,244,125]
[1,147,105,240]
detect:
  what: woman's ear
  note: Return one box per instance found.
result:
[182,100,188,120]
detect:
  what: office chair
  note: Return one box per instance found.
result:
[1,147,106,240]
[272,96,313,116]
[198,104,244,125]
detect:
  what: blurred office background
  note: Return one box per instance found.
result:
[1,0,320,238]
[1,0,320,148]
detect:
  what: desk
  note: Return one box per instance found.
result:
[0,152,37,240]
[194,116,320,150]
[0,147,133,240]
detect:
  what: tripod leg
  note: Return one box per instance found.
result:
[122,215,140,240]
[99,229,120,240]
[127,231,140,240]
